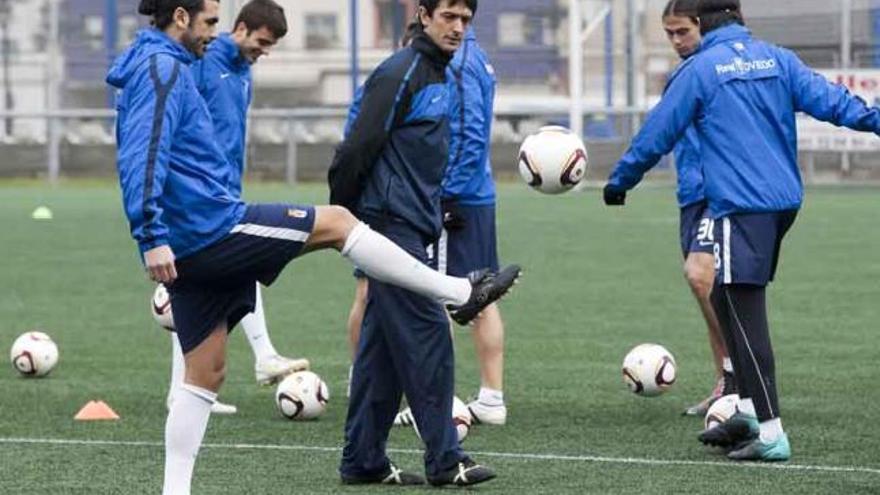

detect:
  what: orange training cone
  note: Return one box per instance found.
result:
[74,400,120,421]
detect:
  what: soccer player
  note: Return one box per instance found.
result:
[345,25,509,424]
[330,0,516,486]
[163,0,308,416]
[660,0,736,417]
[603,0,880,461]
[108,1,516,493]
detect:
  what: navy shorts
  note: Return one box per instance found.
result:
[713,210,798,287]
[435,205,499,277]
[168,204,315,353]
[679,200,714,258]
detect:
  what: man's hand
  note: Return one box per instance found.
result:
[603,184,627,206]
[144,245,177,284]
[442,199,466,231]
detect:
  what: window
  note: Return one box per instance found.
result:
[118,16,140,49]
[305,14,339,49]
[498,13,528,47]
[375,0,409,48]
[83,15,103,51]
[498,12,549,48]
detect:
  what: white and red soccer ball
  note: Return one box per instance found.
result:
[150,284,175,330]
[518,126,589,194]
[275,370,330,420]
[10,331,59,377]
[411,396,472,443]
[622,343,677,397]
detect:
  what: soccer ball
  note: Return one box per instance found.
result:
[10,331,59,377]
[621,343,677,397]
[451,395,472,442]
[412,396,472,443]
[518,125,589,194]
[275,371,329,420]
[704,394,740,430]
[150,284,175,330]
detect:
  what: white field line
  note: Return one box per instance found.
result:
[1,437,879,476]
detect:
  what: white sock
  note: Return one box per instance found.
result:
[722,358,733,373]
[168,334,185,404]
[759,418,784,443]
[241,283,278,362]
[163,384,216,495]
[478,387,504,407]
[341,222,471,306]
[738,398,757,417]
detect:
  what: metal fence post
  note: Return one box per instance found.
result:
[47,0,61,185]
[286,118,298,186]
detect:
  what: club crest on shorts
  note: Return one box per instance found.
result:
[287,208,308,219]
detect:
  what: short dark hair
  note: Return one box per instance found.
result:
[138,0,209,30]
[419,0,478,17]
[663,0,700,23]
[698,0,744,35]
[234,0,287,39]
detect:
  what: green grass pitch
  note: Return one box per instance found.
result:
[1,181,878,494]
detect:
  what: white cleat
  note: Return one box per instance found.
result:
[167,395,238,415]
[467,400,507,426]
[255,354,310,386]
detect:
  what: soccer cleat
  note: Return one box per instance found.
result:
[166,394,237,415]
[393,407,416,427]
[467,400,507,425]
[341,463,425,485]
[427,458,496,487]
[698,412,758,448]
[727,433,791,462]
[255,354,310,386]
[448,265,521,326]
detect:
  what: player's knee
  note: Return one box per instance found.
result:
[684,262,713,299]
[313,205,358,249]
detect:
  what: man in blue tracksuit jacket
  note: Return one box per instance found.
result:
[330,0,517,487]
[438,27,510,424]
[604,0,880,462]
[110,2,509,492]
[149,0,307,416]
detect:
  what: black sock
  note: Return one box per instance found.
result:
[720,284,779,422]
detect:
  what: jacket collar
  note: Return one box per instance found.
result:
[411,32,453,67]
[210,33,249,71]
[701,24,752,51]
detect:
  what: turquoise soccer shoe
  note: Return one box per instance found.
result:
[727,433,791,462]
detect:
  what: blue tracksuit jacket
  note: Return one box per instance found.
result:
[329,33,454,240]
[192,33,253,199]
[608,24,880,217]
[442,29,496,206]
[107,29,245,259]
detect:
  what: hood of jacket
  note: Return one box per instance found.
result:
[106,28,196,88]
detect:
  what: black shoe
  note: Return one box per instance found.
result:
[448,265,521,326]
[341,463,425,486]
[427,458,496,487]
[698,412,759,448]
